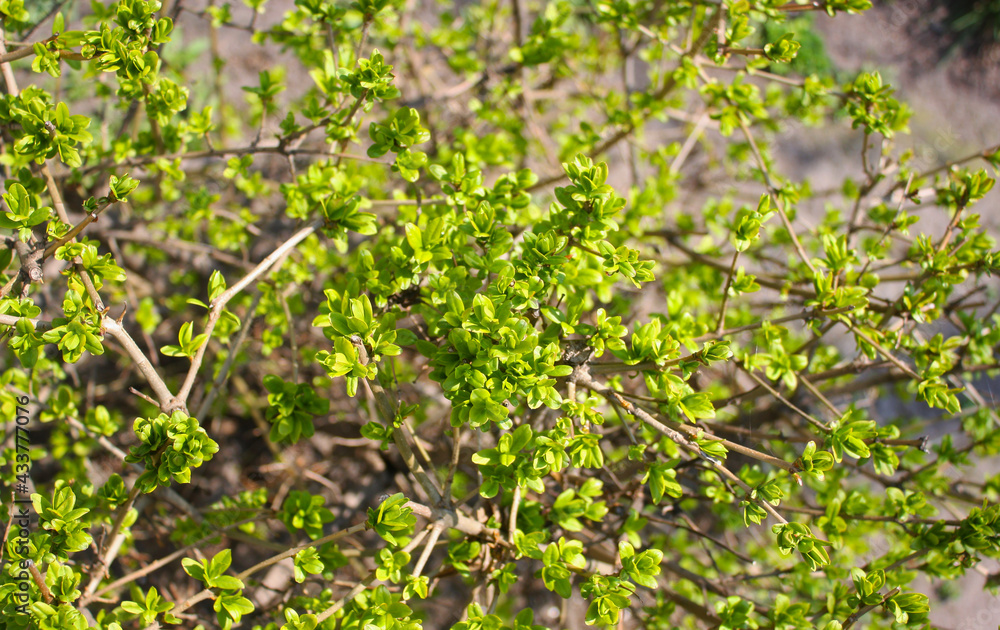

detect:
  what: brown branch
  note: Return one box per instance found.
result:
[629,398,801,473]
[81,513,271,605]
[78,144,389,178]
[10,237,43,285]
[573,366,789,525]
[842,587,899,630]
[175,219,322,409]
[738,118,818,276]
[884,143,1000,198]
[0,34,61,64]
[404,500,503,542]
[42,199,116,260]
[737,362,830,432]
[696,305,856,342]
[846,322,920,381]
[527,5,722,191]
[354,340,444,505]
[82,482,144,599]
[142,521,370,630]
[714,251,741,334]
[102,318,178,409]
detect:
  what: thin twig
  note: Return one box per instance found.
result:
[738,118,817,276]
[842,587,899,630]
[695,305,856,342]
[82,514,270,605]
[176,220,322,407]
[142,522,370,630]
[103,318,177,409]
[574,367,789,524]
[412,522,445,578]
[737,363,829,433]
[354,340,443,505]
[83,483,144,599]
[527,6,722,191]
[508,485,521,544]
[715,251,741,334]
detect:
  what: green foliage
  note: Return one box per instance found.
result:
[123,410,219,492]
[367,493,415,546]
[263,375,330,444]
[772,522,832,571]
[0,183,50,241]
[160,320,207,358]
[120,586,178,626]
[844,71,912,138]
[759,14,835,77]
[32,483,93,557]
[279,490,335,540]
[1,1,998,629]
[181,549,245,591]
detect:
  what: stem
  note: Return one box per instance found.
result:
[574,366,788,524]
[82,513,270,605]
[444,426,462,505]
[81,144,387,176]
[333,87,370,167]
[884,143,1000,197]
[353,340,444,505]
[412,522,444,578]
[714,251,741,334]
[738,118,817,277]
[846,322,920,381]
[404,500,504,542]
[696,305,856,342]
[662,234,820,301]
[720,47,765,56]
[508,485,521,544]
[194,292,263,419]
[143,522,370,630]
[0,28,21,91]
[737,362,830,432]
[797,374,841,418]
[102,317,178,409]
[0,31,108,314]
[670,109,711,174]
[176,220,321,407]
[842,587,899,630]
[646,512,755,563]
[527,5,722,191]
[314,572,376,625]
[0,36,62,64]
[42,199,116,260]
[83,482,144,599]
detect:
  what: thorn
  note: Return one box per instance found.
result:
[116,301,128,325]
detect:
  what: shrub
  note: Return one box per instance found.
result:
[1,1,999,629]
